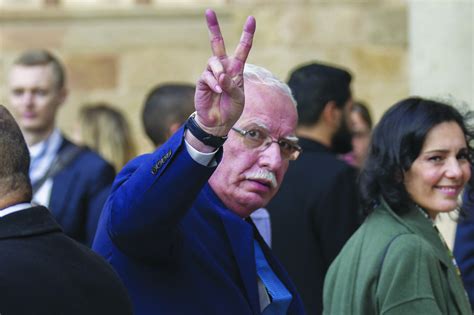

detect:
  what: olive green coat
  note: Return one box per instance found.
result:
[323,199,471,315]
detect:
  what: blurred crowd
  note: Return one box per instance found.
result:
[0,9,472,315]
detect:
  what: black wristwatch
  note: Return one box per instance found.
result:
[185,112,228,148]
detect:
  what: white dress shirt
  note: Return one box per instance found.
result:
[29,128,63,208]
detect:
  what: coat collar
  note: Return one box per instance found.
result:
[379,198,451,267]
[0,206,62,239]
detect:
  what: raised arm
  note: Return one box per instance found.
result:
[99,9,256,259]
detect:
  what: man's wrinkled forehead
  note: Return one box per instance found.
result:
[241,83,297,129]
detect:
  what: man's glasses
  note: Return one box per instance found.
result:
[231,126,302,160]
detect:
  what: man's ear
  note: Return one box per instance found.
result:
[321,101,340,127]
[57,87,68,107]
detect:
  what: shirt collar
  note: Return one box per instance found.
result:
[29,128,62,158]
[0,203,32,217]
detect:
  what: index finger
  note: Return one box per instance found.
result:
[233,16,256,64]
[206,9,227,58]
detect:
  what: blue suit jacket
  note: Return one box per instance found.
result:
[93,127,305,315]
[49,138,115,246]
[454,189,474,310]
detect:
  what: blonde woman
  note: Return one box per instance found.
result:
[75,103,136,172]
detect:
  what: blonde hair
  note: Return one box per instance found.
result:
[78,103,135,171]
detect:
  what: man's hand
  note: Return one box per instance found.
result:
[194,9,256,138]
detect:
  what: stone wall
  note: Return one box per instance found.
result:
[0,0,412,153]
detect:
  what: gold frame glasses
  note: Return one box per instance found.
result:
[231,126,302,160]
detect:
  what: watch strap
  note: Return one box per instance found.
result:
[185,113,227,148]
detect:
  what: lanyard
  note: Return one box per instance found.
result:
[415,205,462,277]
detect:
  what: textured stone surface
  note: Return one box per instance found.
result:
[66,54,118,90]
[0,0,452,153]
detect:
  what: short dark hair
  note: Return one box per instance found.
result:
[359,97,474,214]
[0,105,32,201]
[352,101,373,129]
[287,62,352,126]
[142,83,195,146]
[13,49,66,90]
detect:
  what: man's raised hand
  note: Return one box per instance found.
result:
[194,9,256,138]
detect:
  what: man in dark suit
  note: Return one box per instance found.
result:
[267,62,361,314]
[93,9,305,315]
[8,49,115,246]
[0,104,132,315]
[454,186,474,310]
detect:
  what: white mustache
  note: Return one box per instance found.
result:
[245,169,277,188]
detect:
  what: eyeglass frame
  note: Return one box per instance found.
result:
[231,125,302,160]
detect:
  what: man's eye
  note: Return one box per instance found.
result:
[11,89,24,96]
[35,89,48,96]
[246,129,262,140]
[279,141,293,151]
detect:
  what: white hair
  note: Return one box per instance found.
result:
[243,63,297,108]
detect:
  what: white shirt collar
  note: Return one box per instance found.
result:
[0,203,32,217]
[29,128,63,185]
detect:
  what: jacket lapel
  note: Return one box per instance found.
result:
[219,207,260,314]
[248,218,304,314]
[49,138,76,219]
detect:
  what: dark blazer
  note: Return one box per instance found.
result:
[454,188,474,310]
[267,137,360,315]
[324,199,471,314]
[93,127,305,315]
[48,137,115,246]
[0,206,133,315]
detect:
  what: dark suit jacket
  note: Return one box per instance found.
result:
[267,137,360,315]
[93,126,305,315]
[47,137,115,246]
[0,206,133,315]
[454,188,474,310]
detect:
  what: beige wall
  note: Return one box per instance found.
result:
[409,0,473,107]
[1,0,410,153]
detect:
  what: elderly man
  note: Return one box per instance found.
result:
[0,105,132,314]
[93,9,304,315]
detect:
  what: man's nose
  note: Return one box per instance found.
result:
[260,142,284,170]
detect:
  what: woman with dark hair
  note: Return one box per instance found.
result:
[323,97,473,314]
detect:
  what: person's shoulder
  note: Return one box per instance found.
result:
[61,140,114,171]
[298,146,356,174]
[385,233,432,258]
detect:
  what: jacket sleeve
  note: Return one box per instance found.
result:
[105,126,217,260]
